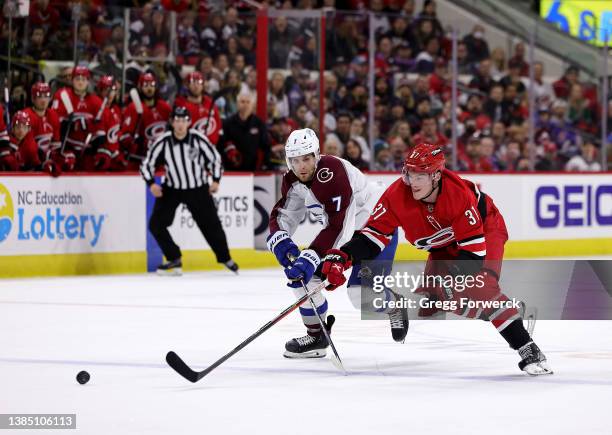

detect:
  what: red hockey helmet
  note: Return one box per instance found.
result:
[185,71,204,84]
[72,65,91,79]
[138,72,157,88]
[97,75,117,92]
[403,142,445,174]
[12,110,31,128]
[31,82,51,98]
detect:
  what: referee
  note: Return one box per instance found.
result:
[141,106,239,276]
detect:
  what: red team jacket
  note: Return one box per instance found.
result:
[119,99,171,158]
[51,88,109,152]
[23,107,60,155]
[174,95,221,144]
[361,169,495,260]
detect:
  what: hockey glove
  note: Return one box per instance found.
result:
[267,230,300,268]
[0,150,19,171]
[94,148,113,170]
[284,249,320,288]
[321,249,352,290]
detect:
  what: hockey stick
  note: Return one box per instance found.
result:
[59,90,74,154]
[297,278,347,374]
[3,79,9,132]
[129,88,143,143]
[166,280,328,383]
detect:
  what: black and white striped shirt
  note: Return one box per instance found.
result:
[140,129,223,189]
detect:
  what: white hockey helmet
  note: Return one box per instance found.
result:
[285,128,321,171]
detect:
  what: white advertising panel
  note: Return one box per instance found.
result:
[0,175,145,255]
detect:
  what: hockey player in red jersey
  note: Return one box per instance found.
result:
[267,128,407,358]
[51,65,108,171]
[94,75,126,170]
[0,105,10,146]
[119,72,171,170]
[5,111,40,170]
[24,82,60,158]
[321,142,553,376]
[174,71,221,144]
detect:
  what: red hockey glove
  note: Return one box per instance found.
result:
[62,151,76,171]
[94,148,113,170]
[224,141,243,167]
[43,158,61,177]
[321,249,352,291]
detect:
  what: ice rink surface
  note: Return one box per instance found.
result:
[1,268,611,435]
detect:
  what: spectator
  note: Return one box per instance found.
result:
[489,47,506,80]
[197,54,220,94]
[349,117,370,162]
[177,11,200,57]
[344,138,368,170]
[323,135,343,157]
[386,16,417,50]
[535,132,561,171]
[200,13,225,57]
[389,120,414,149]
[373,141,394,171]
[148,6,169,51]
[417,0,444,39]
[219,92,270,171]
[370,0,391,35]
[460,94,491,131]
[532,61,554,107]
[125,45,153,92]
[463,24,490,63]
[238,30,256,66]
[412,17,437,53]
[393,42,416,73]
[269,17,295,68]
[76,23,99,63]
[47,27,72,61]
[268,72,290,119]
[415,36,440,74]
[26,27,52,61]
[499,60,526,95]
[222,7,240,41]
[507,42,529,76]
[301,35,318,71]
[483,84,507,124]
[388,136,407,171]
[567,83,594,132]
[29,0,60,36]
[565,142,601,171]
[470,58,495,95]
[553,65,579,99]
[329,112,352,150]
[412,115,449,148]
[456,41,472,75]
[480,135,500,170]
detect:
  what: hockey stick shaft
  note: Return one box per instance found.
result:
[59,90,74,154]
[299,279,346,374]
[166,280,327,382]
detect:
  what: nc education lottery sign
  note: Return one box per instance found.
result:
[168,174,254,249]
[0,176,145,255]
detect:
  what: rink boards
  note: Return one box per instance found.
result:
[0,172,610,277]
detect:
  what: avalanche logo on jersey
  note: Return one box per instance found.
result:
[316,168,333,183]
[0,183,14,243]
[413,226,455,250]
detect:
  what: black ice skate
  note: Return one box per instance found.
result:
[518,341,553,376]
[156,259,182,276]
[284,315,335,359]
[388,299,409,343]
[223,259,239,274]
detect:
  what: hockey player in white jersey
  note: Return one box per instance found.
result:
[267,128,408,358]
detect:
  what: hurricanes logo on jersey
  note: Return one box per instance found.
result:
[145,122,168,144]
[316,168,333,183]
[414,226,455,250]
[193,117,217,136]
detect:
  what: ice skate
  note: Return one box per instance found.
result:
[518,341,553,376]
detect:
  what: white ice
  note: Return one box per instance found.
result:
[1,269,611,435]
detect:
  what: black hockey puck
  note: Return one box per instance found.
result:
[76,370,90,385]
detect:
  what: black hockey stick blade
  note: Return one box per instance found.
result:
[166,351,202,383]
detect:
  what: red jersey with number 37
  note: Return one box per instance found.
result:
[361,170,489,258]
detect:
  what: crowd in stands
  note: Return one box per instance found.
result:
[0,0,608,174]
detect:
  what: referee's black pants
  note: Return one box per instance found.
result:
[149,185,231,264]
